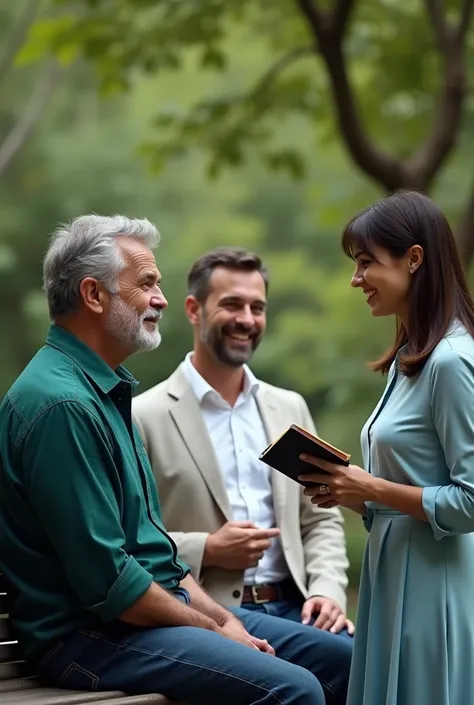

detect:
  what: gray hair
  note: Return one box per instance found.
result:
[43,214,160,319]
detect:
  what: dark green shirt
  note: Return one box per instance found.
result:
[0,325,189,662]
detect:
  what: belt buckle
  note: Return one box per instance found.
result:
[251,585,270,604]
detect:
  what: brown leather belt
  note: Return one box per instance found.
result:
[242,583,283,604]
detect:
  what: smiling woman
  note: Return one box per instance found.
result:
[341,191,474,377]
[300,191,474,705]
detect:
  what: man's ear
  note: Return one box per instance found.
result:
[80,278,107,315]
[185,295,201,325]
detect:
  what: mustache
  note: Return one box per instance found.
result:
[223,323,258,336]
[140,308,163,322]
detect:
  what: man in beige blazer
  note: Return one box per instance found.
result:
[133,247,353,644]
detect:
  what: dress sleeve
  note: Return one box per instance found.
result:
[422,350,474,541]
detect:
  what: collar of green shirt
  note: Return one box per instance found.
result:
[46,324,138,395]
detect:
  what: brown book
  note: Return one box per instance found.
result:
[259,424,350,487]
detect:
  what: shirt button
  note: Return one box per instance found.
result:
[232,590,241,599]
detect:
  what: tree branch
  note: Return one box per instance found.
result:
[403,0,473,188]
[250,46,315,97]
[0,0,41,89]
[456,0,474,41]
[423,0,451,54]
[0,62,61,179]
[332,0,356,37]
[402,73,465,189]
[456,183,474,268]
[296,0,404,190]
[296,0,325,30]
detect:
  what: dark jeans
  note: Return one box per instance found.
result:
[242,597,354,642]
[36,594,352,705]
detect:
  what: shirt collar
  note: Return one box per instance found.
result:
[182,352,259,405]
[45,324,138,395]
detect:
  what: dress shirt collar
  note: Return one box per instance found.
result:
[182,351,259,405]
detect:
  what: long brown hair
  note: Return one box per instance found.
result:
[341,191,474,377]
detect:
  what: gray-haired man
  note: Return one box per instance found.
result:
[0,215,349,705]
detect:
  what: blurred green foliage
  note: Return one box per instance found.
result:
[3,0,474,597]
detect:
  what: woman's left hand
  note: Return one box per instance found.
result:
[298,455,376,508]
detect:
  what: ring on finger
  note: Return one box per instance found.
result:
[320,484,330,496]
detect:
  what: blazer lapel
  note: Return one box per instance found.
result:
[168,367,232,521]
[256,386,293,521]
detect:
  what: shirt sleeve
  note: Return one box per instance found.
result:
[422,350,474,541]
[22,400,154,621]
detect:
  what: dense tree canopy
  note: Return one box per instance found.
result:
[24,0,474,262]
[4,0,474,594]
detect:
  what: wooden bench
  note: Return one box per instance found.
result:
[0,575,184,705]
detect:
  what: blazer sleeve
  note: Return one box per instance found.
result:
[164,532,209,580]
[423,350,474,541]
[132,406,209,580]
[297,396,349,611]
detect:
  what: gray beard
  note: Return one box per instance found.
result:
[105,296,162,353]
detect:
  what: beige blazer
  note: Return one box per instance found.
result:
[132,365,349,611]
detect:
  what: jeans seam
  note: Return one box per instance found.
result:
[81,632,288,705]
[241,603,339,697]
[59,662,99,691]
[36,640,65,674]
[318,678,335,695]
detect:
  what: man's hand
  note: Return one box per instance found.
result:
[301,596,355,635]
[218,616,275,654]
[203,520,281,570]
[249,635,276,656]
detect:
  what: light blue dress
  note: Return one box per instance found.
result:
[348,322,474,705]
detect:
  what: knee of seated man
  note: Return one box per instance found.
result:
[324,629,353,666]
[273,665,325,705]
[305,628,353,674]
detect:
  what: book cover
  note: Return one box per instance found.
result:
[259,424,350,487]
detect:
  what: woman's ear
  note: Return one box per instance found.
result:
[408,245,424,274]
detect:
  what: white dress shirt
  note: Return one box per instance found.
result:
[182,353,289,585]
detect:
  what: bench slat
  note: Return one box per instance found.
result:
[0,676,39,692]
[0,688,101,700]
[0,618,12,640]
[0,642,21,663]
[0,689,126,705]
[0,578,185,704]
[83,697,182,705]
[0,693,180,705]
[0,662,24,681]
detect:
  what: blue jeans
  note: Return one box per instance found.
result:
[36,594,352,705]
[242,599,354,642]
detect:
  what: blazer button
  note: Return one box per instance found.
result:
[232,590,241,599]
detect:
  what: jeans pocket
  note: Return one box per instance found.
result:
[58,662,99,691]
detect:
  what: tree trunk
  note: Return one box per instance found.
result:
[296,0,474,269]
[455,187,474,270]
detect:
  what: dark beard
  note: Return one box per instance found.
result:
[208,324,261,367]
